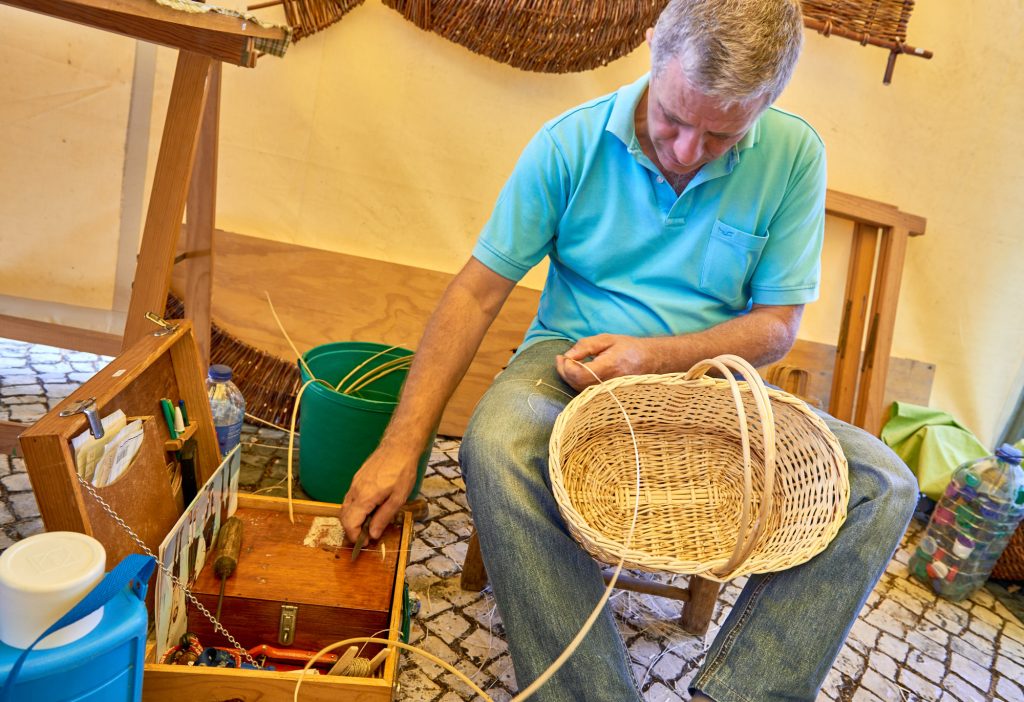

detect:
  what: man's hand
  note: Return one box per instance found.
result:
[340,444,420,543]
[555,334,660,391]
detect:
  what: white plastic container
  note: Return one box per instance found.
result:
[0,532,106,649]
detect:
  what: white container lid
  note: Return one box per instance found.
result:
[0,531,107,650]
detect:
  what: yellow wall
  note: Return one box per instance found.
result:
[1,1,1021,446]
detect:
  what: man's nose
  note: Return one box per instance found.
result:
[674,129,703,168]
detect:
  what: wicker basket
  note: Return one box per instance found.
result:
[549,355,849,582]
[992,524,1024,582]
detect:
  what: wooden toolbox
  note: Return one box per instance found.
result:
[19,320,411,701]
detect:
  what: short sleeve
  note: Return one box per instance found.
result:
[749,137,827,306]
[472,128,570,282]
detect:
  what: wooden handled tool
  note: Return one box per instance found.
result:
[213,516,243,621]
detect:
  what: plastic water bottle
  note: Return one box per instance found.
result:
[206,364,245,458]
[909,444,1024,600]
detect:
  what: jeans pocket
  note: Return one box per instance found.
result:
[699,219,768,308]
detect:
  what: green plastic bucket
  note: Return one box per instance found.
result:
[297,341,431,504]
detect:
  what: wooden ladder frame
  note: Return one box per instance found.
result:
[0,0,285,451]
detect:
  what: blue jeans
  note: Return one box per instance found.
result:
[459,340,918,702]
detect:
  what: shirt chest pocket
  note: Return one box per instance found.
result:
[699,220,768,309]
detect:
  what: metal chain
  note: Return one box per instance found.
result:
[75,473,261,669]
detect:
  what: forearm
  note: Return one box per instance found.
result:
[379,259,514,453]
[646,304,803,373]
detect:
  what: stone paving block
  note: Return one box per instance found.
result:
[0,473,32,492]
[0,384,40,396]
[899,666,942,701]
[8,404,45,422]
[1004,620,1024,645]
[861,666,904,701]
[1001,633,1024,666]
[941,672,986,702]
[9,492,40,519]
[951,630,994,666]
[868,649,898,679]
[851,688,884,702]
[905,649,944,683]
[996,676,1024,702]
[949,651,991,693]
[876,634,909,667]
[0,503,13,526]
[460,627,508,663]
[14,518,43,538]
[906,628,947,662]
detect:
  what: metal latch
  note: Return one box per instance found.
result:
[59,397,104,440]
[144,312,180,337]
[278,605,298,645]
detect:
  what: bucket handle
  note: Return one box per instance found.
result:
[683,354,777,579]
[1,553,156,699]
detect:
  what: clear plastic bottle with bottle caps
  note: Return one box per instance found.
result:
[909,443,1024,600]
[206,364,245,458]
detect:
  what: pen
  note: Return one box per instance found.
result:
[178,399,189,427]
[160,398,178,440]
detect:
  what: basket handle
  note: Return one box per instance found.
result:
[683,354,777,578]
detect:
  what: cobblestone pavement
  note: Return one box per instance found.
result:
[2,338,1023,701]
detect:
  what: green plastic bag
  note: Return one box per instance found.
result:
[880,402,989,501]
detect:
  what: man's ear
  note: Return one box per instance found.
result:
[645,27,654,45]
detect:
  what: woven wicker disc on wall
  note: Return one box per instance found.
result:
[381,0,669,74]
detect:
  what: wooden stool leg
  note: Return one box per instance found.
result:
[680,576,720,636]
[460,530,489,591]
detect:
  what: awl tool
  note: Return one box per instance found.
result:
[213,516,243,621]
[351,516,371,562]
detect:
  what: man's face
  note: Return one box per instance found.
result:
[645,59,765,177]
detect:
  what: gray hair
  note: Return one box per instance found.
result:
[650,0,804,107]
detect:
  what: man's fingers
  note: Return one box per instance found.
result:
[563,334,612,361]
[369,496,404,539]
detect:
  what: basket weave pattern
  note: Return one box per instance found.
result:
[993,525,1024,582]
[550,356,849,582]
[381,0,666,73]
[801,0,914,44]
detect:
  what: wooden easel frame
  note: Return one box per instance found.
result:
[0,0,283,450]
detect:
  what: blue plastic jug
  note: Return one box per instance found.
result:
[0,553,154,701]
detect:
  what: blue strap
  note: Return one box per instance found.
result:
[1,553,156,698]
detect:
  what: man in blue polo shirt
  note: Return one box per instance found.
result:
[341,1,917,700]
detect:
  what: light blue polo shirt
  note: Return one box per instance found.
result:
[472,73,826,352]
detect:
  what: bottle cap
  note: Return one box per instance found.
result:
[0,532,106,649]
[208,364,233,382]
[995,443,1023,466]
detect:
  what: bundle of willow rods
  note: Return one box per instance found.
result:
[381,0,667,73]
[247,0,364,41]
[166,294,301,428]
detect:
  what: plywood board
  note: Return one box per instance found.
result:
[176,232,934,437]
[174,231,540,436]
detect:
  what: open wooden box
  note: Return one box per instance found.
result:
[19,320,410,701]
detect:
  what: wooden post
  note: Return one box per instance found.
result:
[460,530,489,591]
[122,50,212,349]
[183,61,221,368]
[829,223,879,423]
[856,226,911,434]
[680,575,720,636]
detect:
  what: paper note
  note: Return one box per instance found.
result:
[71,409,127,481]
